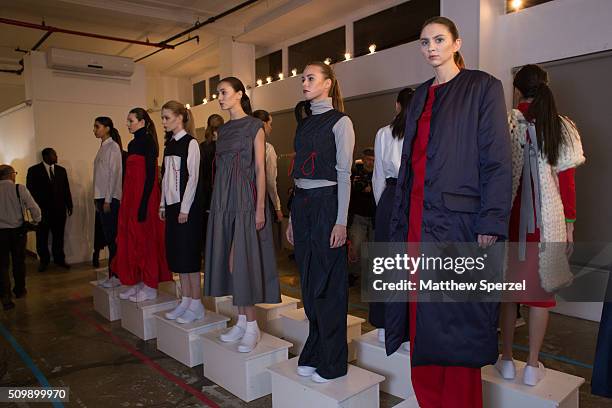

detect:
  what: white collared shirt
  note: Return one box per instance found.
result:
[94,137,123,202]
[160,129,200,214]
[43,162,55,180]
[372,125,403,204]
[265,142,282,211]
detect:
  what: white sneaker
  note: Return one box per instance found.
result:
[495,356,516,380]
[523,362,546,386]
[220,324,245,342]
[297,365,317,377]
[176,302,205,324]
[102,276,121,288]
[119,285,138,300]
[165,297,190,320]
[311,371,331,383]
[237,322,261,353]
[377,328,385,344]
[129,285,157,302]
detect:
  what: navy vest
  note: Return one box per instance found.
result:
[292,109,345,181]
[163,134,194,201]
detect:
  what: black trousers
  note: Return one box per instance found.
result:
[292,186,348,379]
[95,199,120,277]
[36,212,66,265]
[0,228,26,304]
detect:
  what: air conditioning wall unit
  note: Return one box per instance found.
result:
[46,48,135,77]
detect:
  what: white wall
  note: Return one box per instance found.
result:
[24,51,147,264]
[0,83,26,113]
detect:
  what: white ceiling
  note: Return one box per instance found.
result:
[0,0,387,84]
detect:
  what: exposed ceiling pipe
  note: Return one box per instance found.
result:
[31,31,53,51]
[135,35,199,63]
[0,17,175,49]
[134,0,258,63]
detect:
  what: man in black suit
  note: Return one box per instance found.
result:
[27,148,73,271]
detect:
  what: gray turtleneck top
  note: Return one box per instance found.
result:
[293,97,355,226]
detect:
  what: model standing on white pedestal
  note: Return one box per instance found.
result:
[498,64,585,386]
[204,77,281,353]
[285,62,355,383]
[113,108,171,302]
[369,88,414,355]
[92,117,123,289]
[158,101,205,324]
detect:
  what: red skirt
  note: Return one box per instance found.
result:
[112,155,170,288]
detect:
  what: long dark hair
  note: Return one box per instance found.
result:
[128,107,159,157]
[513,64,564,166]
[205,114,224,142]
[252,109,270,123]
[390,88,415,139]
[421,16,465,70]
[219,76,252,115]
[95,116,123,150]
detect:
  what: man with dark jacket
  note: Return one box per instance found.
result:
[26,148,73,271]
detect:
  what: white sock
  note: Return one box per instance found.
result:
[178,296,190,308]
[188,299,203,311]
[246,320,259,331]
[236,314,247,328]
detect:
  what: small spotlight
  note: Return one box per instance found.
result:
[203,98,208,104]
[344,52,351,61]
[324,58,331,65]
[511,0,522,10]
[266,76,272,84]
[186,103,191,109]
[291,68,297,77]
[257,79,263,87]
[369,44,376,54]
[278,72,284,80]
[212,94,217,99]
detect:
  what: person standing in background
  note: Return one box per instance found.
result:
[27,148,73,272]
[92,117,123,288]
[253,109,284,249]
[199,114,224,249]
[0,165,41,309]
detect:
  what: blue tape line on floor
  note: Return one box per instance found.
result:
[0,322,65,408]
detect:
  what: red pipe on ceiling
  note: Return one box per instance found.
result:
[0,17,174,49]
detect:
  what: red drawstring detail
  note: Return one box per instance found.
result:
[300,152,317,176]
[288,156,295,177]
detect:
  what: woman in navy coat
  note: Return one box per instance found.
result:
[388,17,511,407]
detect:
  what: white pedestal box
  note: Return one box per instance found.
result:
[158,280,177,297]
[202,295,233,315]
[255,294,300,337]
[280,308,365,360]
[154,310,229,367]
[481,360,584,408]
[353,330,414,399]
[120,294,177,340]
[393,396,420,408]
[201,330,292,402]
[90,280,124,321]
[267,357,385,408]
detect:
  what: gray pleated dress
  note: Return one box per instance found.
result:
[204,115,281,306]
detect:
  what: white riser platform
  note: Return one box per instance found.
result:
[354,330,414,399]
[158,280,178,297]
[255,294,300,338]
[201,330,292,402]
[268,357,384,408]
[482,361,584,408]
[154,310,229,367]
[280,308,364,361]
[120,294,176,340]
[393,396,419,408]
[90,280,124,321]
[202,295,233,315]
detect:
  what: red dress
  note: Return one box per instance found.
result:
[113,155,170,288]
[408,84,483,408]
[507,102,576,308]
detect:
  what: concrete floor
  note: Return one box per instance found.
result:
[0,250,610,408]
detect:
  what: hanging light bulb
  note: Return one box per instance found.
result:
[511,0,522,11]
[212,94,217,99]
[203,98,208,104]
[266,76,272,84]
[291,68,297,77]
[369,44,377,54]
[324,57,331,65]
[344,52,351,61]
[185,103,191,109]
[278,72,284,80]
[256,79,263,87]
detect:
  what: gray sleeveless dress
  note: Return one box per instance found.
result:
[204,116,281,306]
